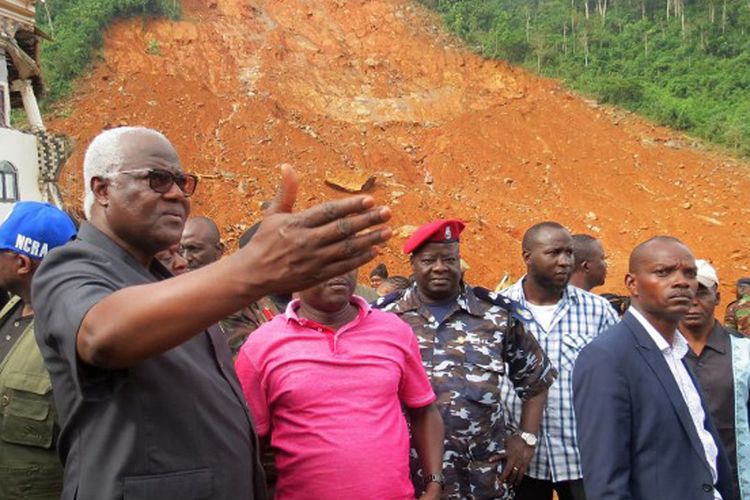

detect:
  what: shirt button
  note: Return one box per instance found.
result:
[702,484,713,492]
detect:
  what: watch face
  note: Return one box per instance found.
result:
[522,432,538,446]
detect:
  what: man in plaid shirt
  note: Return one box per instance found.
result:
[500,222,618,500]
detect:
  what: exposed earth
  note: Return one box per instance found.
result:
[46,0,750,296]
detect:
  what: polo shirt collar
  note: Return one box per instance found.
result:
[283,294,372,326]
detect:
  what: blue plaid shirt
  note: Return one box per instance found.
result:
[500,279,619,482]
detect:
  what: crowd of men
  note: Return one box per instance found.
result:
[0,126,748,500]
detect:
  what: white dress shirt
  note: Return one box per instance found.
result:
[630,307,722,500]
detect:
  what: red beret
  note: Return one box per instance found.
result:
[403,219,465,254]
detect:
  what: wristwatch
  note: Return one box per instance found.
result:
[425,473,445,488]
[518,431,538,447]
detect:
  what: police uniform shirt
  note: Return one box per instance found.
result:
[31,222,265,500]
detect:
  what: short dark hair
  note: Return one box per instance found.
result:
[572,234,600,270]
[370,263,389,279]
[737,277,750,286]
[386,275,410,290]
[187,216,221,243]
[522,221,567,251]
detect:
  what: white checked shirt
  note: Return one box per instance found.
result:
[630,307,722,500]
[500,279,619,481]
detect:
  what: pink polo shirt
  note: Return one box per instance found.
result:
[235,296,436,500]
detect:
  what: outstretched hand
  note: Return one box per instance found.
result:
[241,164,392,295]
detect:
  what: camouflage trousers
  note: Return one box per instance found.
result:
[412,452,515,499]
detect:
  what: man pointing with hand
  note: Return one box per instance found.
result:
[31,126,392,500]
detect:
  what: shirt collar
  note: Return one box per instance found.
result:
[630,306,689,358]
[284,294,371,326]
[78,222,172,281]
[393,282,483,317]
[512,276,581,306]
[702,322,728,355]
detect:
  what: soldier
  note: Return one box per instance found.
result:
[724,277,750,335]
[0,201,77,499]
[376,219,557,499]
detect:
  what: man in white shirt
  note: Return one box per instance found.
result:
[573,236,734,500]
[501,221,618,500]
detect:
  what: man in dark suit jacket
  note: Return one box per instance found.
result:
[573,236,734,500]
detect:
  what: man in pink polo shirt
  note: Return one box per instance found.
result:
[235,269,445,500]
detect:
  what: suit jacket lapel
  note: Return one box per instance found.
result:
[623,313,713,473]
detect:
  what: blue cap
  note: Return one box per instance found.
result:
[0,202,76,259]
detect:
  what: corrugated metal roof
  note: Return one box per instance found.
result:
[0,0,36,29]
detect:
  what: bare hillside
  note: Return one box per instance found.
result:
[48,0,750,294]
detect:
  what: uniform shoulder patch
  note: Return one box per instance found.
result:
[473,286,533,323]
[373,289,405,309]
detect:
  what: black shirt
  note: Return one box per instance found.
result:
[31,222,266,500]
[685,322,740,500]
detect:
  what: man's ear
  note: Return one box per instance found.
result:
[15,254,34,277]
[581,260,591,273]
[522,248,531,267]
[715,289,721,306]
[217,241,225,256]
[91,177,111,210]
[625,273,637,297]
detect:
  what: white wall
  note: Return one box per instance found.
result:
[0,127,41,219]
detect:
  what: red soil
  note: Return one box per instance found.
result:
[46,0,750,297]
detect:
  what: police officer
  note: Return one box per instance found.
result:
[0,202,76,499]
[376,219,557,499]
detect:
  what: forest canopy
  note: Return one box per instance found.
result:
[35,0,180,104]
[422,0,750,156]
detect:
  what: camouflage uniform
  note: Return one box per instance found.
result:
[726,295,750,337]
[376,283,557,499]
[221,297,281,491]
[220,296,281,354]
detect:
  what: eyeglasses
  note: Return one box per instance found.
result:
[115,168,199,197]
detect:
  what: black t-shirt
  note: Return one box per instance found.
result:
[32,222,265,500]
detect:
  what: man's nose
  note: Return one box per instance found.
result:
[163,181,187,199]
[433,259,448,271]
[674,272,693,288]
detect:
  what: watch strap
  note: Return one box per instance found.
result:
[426,472,445,487]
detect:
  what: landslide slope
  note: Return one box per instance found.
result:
[48,0,750,294]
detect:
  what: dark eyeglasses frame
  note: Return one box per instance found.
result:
[114,168,199,197]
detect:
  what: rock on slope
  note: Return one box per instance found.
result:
[48,0,750,294]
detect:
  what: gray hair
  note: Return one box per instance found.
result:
[82,126,169,219]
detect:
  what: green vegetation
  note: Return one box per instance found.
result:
[422,0,750,155]
[146,38,162,56]
[35,0,180,104]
